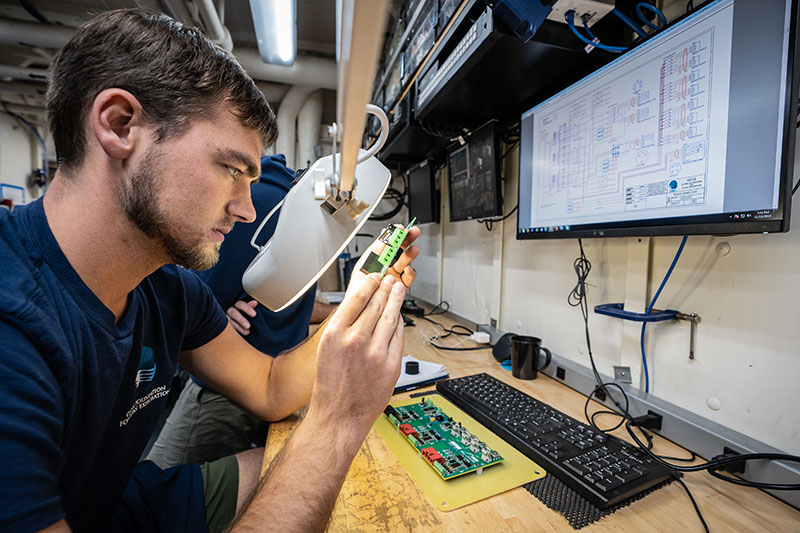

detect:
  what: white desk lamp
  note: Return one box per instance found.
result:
[242,0,391,311]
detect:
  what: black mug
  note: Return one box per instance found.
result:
[510,335,552,380]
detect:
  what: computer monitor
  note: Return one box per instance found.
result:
[448,121,503,221]
[517,0,798,239]
[407,160,440,224]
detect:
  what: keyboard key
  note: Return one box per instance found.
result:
[615,468,645,484]
[595,476,623,492]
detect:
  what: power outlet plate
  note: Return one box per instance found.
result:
[548,0,614,27]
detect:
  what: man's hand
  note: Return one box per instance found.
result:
[229,230,421,531]
[310,272,407,431]
[227,299,258,336]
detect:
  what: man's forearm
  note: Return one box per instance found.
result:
[229,410,364,532]
[261,316,330,420]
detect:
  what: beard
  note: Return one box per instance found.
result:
[116,150,222,270]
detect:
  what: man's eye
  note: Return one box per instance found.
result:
[227,166,241,178]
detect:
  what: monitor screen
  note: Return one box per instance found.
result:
[448,122,503,221]
[407,160,440,224]
[518,0,797,239]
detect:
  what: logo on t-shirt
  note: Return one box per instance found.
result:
[135,346,157,388]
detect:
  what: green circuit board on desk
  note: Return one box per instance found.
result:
[383,397,504,480]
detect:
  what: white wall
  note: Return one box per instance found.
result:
[0,113,44,205]
[409,133,800,456]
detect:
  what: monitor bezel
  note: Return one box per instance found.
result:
[516,0,799,240]
[447,121,504,222]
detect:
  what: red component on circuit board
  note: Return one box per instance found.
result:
[421,447,443,463]
[398,424,415,437]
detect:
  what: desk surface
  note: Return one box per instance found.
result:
[262,315,800,532]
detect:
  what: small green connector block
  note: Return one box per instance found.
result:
[360,218,416,278]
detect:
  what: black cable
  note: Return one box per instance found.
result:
[793,178,799,196]
[568,239,800,502]
[675,477,710,533]
[419,316,473,338]
[568,240,635,429]
[429,343,491,351]
[19,0,50,24]
[625,420,800,490]
[501,140,520,161]
[425,301,450,316]
[477,205,518,231]
[659,450,698,463]
[369,187,406,221]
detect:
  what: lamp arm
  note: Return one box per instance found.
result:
[249,198,285,251]
[357,105,389,163]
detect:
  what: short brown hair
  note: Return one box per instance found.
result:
[46,9,277,172]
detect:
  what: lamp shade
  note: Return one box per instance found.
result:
[242,150,391,311]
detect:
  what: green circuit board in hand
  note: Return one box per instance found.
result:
[384,397,504,480]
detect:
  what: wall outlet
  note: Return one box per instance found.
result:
[548,0,615,27]
[477,323,504,346]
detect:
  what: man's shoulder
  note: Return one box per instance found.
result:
[0,206,45,317]
[145,265,205,300]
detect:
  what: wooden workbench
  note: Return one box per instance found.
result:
[262,314,800,531]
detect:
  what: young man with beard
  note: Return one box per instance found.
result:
[0,8,418,533]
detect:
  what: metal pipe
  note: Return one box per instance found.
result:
[275,85,317,166]
[0,81,47,97]
[0,65,48,82]
[0,101,45,120]
[196,0,233,51]
[296,89,323,170]
[0,18,74,49]
[236,49,337,90]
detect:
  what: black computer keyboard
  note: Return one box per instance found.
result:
[436,373,675,509]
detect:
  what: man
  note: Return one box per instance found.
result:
[146,154,335,468]
[0,8,418,533]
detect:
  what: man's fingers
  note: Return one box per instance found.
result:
[386,312,405,372]
[369,280,406,351]
[227,306,251,330]
[331,272,382,327]
[401,226,420,249]
[352,274,396,334]
[390,247,419,287]
[234,299,258,317]
[230,321,250,336]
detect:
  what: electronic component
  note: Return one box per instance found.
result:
[384,397,504,480]
[360,218,416,278]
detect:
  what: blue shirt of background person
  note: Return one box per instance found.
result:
[194,154,316,358]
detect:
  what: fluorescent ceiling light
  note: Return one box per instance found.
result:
[250,0,296,66]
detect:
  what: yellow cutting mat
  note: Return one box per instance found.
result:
[374,394,547,511]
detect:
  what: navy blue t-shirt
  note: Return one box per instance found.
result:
[0,199,228,531]
[195,154,315,358]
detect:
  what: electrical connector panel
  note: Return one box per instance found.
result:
[360,218,416,278]
[384,397,504,480]
[548,0,614,27]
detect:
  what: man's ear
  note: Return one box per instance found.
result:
[90,88,146,161]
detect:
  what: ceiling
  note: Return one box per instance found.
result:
[0,0,342,119]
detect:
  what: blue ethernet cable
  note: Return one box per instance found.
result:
[566,10,627,53]
[641,235,689,393]
[611,7,649,38]
[636,2,667,30]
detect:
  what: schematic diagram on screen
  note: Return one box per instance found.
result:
[533,29,716,222]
